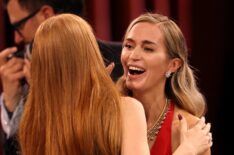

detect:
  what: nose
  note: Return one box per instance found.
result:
[14,31,24,44]
[129,47,141,60]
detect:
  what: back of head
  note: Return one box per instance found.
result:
[122,13,206,116]
[19,14,122,155]
[3,0,84,15]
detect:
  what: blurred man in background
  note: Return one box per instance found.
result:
[0,0,122,154]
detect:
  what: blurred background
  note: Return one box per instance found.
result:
[0,0,233,154]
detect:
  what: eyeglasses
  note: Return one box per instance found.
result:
[12,8,40,36]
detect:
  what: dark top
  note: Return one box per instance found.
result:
[97,39,123,81]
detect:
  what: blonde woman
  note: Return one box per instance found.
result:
[118,13,212,155]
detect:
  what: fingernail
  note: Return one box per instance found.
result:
[178,114,182,120]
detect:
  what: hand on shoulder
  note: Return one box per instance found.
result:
[173,107,212,155]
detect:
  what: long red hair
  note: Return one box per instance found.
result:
[19,14,122,155]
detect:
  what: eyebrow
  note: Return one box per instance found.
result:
[142,40,157,46]
[125,38,157,46]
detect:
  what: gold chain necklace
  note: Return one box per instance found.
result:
[147,98,170,142]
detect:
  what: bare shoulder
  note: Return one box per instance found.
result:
[120,97,149,155]
[120,96,145,116]
[120,96,146,129]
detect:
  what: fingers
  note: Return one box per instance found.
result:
[195,116,206,129]
[197,117,213,147]
[208,132,213,147]
[203,123,211,135]
[2,58,24,73]
[0,47,17,58]
[105,62,115,75]
[178,114,213,154]
[208,132,212,140]
[23,59,31,84]
[24,59,30,67]
[0,58,25,81]
[0,47,17,66]
[178,114,187,133]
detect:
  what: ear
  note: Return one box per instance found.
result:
[38,5,55,20]
[168,58,182,73]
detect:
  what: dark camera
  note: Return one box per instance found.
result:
[7,43,26,60]
[12,49,25,59]
[6,49,27,85]
[7,49,25,60]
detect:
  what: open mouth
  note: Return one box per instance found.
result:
[128,66,145,75]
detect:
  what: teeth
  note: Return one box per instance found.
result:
[129,66,145,71]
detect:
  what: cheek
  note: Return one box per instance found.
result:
[150,60,169,77]
[25,20,40,36]
[120,50,128,67]
[121,50,129,74]
[21,25,34,41]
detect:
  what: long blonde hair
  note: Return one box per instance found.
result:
[118,13,206,117]
[19,14,121,155]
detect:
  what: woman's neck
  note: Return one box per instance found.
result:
[133,90,167,129]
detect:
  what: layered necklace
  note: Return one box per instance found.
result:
[147,98,170,142]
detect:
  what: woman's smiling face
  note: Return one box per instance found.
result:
[121,22,170,93]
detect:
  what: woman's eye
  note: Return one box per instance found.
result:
[124,43,133,49]
[144,47,154,52]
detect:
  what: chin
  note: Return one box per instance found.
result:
[126,82,142,93]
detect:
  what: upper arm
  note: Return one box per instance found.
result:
[120,97,150,155]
